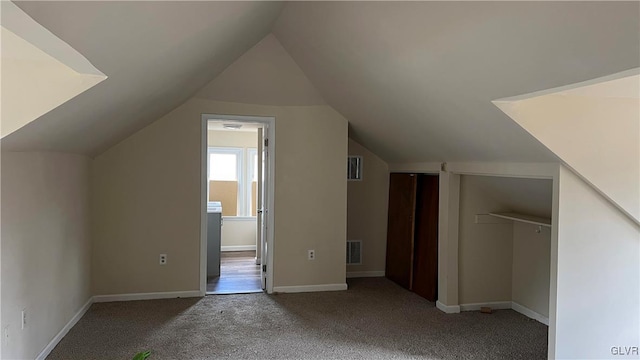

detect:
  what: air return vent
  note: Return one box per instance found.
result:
[347,156,362,181]
[346,240,362,265]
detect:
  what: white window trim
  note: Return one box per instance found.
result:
[247,148,258,217]
[222,216,257,221]
[208,147,244,216]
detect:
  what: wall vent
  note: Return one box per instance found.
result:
[347,156,362,181]
[346,240,362,265]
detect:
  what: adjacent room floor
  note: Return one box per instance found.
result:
[207,251,262,295]
[48,278,547,359]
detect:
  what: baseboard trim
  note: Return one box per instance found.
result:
[460,301,512,312]
[221,245,256,252]
[511,301,549,325]
[93,290,202,303]
[455,300,549,325]
[36,297,93,360]
[346,271,385,278]
[272,283,348,294]
[436,301,460,314]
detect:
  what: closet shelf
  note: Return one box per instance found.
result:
[488,212,551,227]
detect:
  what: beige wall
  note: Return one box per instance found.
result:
[207,129,257,148]
[91,97,347,294]
[196,34,325,106]
[346,139,389,274]
[1,152,91,359]
[458,175,514,304]
[512,222,550,317]
[221,220,256,248]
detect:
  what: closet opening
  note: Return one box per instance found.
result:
[386,173,439,302]
[457,174,552,325]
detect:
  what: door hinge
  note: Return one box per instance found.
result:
[262,265,267,272]
[264,138,269,147]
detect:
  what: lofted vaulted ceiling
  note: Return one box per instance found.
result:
[2,1,639,163]
[2,1,283,156]
[273,1,640,162]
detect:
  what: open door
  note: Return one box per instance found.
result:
[258,126,269,290]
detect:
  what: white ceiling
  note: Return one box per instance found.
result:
[2,1,283,156]
[273,1,640,162]
[2,2,638,163]
[207,122,260,133]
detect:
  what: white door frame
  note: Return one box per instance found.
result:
[200,114,276,295]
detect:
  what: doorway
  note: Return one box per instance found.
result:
[200,114,275,295]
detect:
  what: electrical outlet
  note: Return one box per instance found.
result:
[21,309,26,330]
[159,254,167,265]
[308,250,315,260]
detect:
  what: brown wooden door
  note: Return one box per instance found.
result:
[412,174,439,301]
[385,173,417,290]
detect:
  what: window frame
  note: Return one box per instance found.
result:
[207,146,244,219]
[246,148,258,217]
[207,146,259,219]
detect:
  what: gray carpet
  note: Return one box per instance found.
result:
[48,278,547,360]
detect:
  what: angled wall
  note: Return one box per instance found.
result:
[196,34,325,106]
[346,139,389,276]
[1,1,105,138]
[494,71,640,224]
[494,71,640,358]
[91,34,347,295]
[555,165,639,359]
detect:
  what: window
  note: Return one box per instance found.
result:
[247,149,258,217]
[208,147,257,217]
[209,153,238,181]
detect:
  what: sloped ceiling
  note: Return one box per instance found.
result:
[494,71,640,223]
[462,175,552,219]
[273,1,640,162]
[2,2,638,163]
[1,1,283,156]
[1,1,106,138]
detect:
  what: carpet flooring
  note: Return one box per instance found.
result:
[207,251,262,294]
[48,278,547,360]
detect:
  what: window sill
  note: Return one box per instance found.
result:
[222,216,257,221]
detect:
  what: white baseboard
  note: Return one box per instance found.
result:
[511,301,549,325]
[460,301,512,311]
[221,245,256,252]
[273,283,348,294]
[450,300,548,325]
[36,297,93,360]
[93,290,202,303]
[436,301,460,314]
[346,271,385,278]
